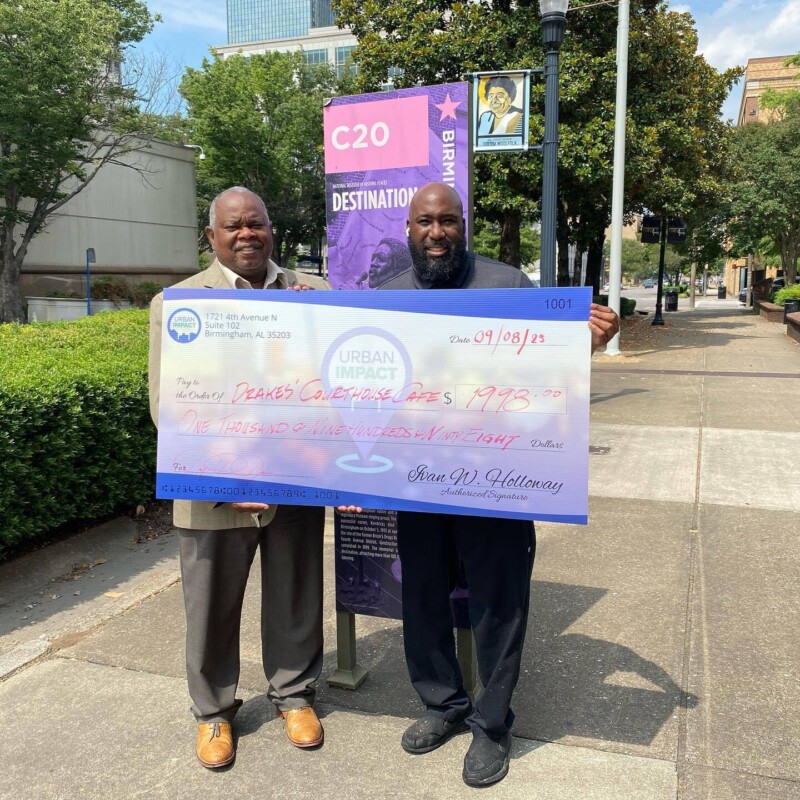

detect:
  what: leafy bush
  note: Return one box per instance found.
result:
[90,275,134,304]
[0,310,155,560]
[773,284,800,306]
[664,284,690,296]
[132,281,164,307]
[595,294,637,317]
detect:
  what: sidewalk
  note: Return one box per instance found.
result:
[2,301,799,799]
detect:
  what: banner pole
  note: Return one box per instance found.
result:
[455,84,478,699]
[327,610,368,690]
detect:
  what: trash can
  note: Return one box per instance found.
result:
[783,299,800,323]
[665,290,679,312]
[717,285,727,299]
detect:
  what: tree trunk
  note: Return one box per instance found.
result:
[271,233,285,269]
[780,236,798,285]
[498,209,521,268]
[572,245,583,285]
[1,223,25,323]
[585,234,605,292]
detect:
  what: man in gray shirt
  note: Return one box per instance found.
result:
[379,182,619,787]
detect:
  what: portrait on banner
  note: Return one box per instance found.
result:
[473,71,530,153]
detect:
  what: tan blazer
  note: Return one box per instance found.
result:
[148,258,329,530]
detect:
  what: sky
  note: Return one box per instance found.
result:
[133,0,800,122]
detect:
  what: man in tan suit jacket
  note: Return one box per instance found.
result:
[149,187,329,769]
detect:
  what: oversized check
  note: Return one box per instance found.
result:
[156,287,592,523]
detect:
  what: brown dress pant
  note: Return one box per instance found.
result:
[178,504,324,723]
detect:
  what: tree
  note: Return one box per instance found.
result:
[604,238,684,284]
[618,239,657,282]
[680,206,728,285]
[473,219,540,269]
[728,108,800,286]
[331,0,738,286]
[0,0,162,322]
[180,52,340,267]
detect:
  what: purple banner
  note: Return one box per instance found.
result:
[335,509,469,626]
[323,82,469,290]
[325,83,470,621]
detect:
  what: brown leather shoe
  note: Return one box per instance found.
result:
[279,707,323,748]
[196,722,235,768]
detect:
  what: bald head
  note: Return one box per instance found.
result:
[208,187,269,228]
[408,182,464,221]
[406,182,466,284]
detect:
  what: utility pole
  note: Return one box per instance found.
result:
[604,0,630,356]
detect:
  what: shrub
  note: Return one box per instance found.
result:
[132,281,164,307]
[90,275,134,305]
[595,294,637,317]
[0,310,155,560]
[773,284,800,306]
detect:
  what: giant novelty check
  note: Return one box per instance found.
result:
[156,287,592,523]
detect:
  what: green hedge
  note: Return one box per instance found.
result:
[0,310,155,560]
[773,284,800,306]
[664,284,690,296]
[595,294,637,317]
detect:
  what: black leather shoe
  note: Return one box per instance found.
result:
[401,712,470,754]
[462,730,512,787]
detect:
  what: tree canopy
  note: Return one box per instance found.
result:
[0,0,161,322]
[180,52,340,268]
[728,107,800,285]
[760,53,800,115]
[332,0,739,286]
[473,220,540,270]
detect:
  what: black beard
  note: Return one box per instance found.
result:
[409,239,466,284]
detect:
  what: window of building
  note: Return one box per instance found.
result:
[228,0,322,45]
[335,45,356,77]
[303,49,328,65]
[311,0,335,28]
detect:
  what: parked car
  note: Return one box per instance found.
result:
[771,276,800,291]
[642,278,655,289]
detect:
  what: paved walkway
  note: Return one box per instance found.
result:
[1,300,798,799]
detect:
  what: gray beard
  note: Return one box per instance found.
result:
[409,240,466,284]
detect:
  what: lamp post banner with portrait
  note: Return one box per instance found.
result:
[472,71,531,153]
[323,82,469,293]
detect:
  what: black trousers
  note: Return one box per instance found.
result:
[397,511,535,737]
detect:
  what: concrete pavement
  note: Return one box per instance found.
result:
[1,299,798,799]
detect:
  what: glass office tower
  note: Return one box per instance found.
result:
[228,0,336,45]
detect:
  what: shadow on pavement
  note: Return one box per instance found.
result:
[316,579,696,750]
[590,387,649,405]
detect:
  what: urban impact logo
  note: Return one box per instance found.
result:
[167,308,202,343]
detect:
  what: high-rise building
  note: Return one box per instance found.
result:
[219,0,356,75]
[227,0,335,45]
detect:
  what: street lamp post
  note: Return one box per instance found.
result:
[539,0,569,288]
[85,247,96,316]
[652,217,667,326]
